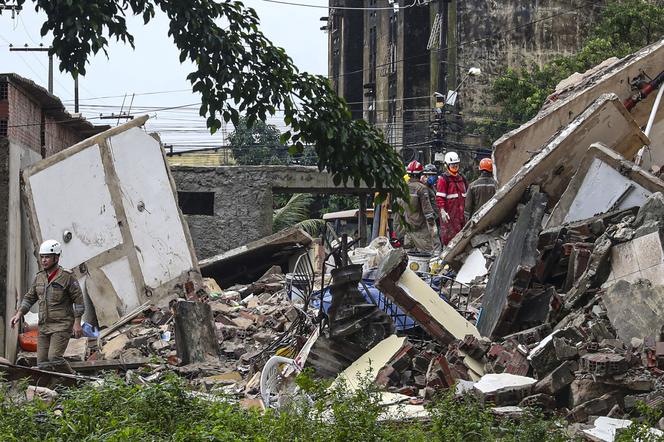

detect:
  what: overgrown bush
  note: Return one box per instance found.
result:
[0,373,572,441]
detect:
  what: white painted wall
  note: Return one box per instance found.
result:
[564,158,652,224]
[100,257,139,312]
[107,128,194,288]
[23,119,199,330]
[29,144,123,269]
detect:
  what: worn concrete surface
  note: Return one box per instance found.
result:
[478,190,547,338]
[603,279,664,343]
[172,166,371,259]
[604,231,664,287]
[443,94,649,266]
[493,39,664,185]
[547,144,664,228]
[0,139,8,358]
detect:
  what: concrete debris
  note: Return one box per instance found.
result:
[583,416,663,442]
[478,189,547,338]
[9,42,664,434]
[375,249,480,345]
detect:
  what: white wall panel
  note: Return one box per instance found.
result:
[29,144,122,268]
[108,128,193,288]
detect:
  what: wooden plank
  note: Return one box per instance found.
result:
[69,358,152,372]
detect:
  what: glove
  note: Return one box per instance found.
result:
[439,208,450,223]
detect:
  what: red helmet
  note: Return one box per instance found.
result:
[479,158,493,172]
[406,160,424,174]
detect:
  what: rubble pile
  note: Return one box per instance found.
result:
[7,41,664,438]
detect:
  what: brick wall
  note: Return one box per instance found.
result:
[6,81,87,158]
[6,84,41,156]
[44,116,83,157]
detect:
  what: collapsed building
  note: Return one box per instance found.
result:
[4,39,664,440]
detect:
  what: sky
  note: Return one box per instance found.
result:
[0,1,329,151]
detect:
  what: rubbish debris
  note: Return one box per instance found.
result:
[9,41,664,438]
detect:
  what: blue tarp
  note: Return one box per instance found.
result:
[310,280,417,331]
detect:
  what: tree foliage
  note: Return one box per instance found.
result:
[228,116,317,165]
[228,115,287,165]
[6,0,408,201]
[492,0,664,125]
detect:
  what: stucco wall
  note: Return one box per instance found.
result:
[172,166,370,259]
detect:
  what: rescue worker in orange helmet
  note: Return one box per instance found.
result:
[394,160,438,252]
[465,157,497,221]
[436,152,468,245]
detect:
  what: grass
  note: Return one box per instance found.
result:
[0,372,576,441]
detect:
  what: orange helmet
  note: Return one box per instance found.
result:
[479,158,493,172]
[406,160,424,174]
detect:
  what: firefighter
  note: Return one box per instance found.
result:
[10,240,84,374]
[465,157,497,221]
[436,151,468,245]
[395,160,437,252]
[421,163,442,251]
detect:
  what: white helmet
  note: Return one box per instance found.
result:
[39,239,62,256]
[444,151,460,164]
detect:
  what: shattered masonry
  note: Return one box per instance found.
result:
[5,38,664,438]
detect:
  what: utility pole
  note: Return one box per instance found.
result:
[9,44,53,93]
[0,3,22,17]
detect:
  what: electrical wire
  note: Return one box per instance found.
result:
[329,0,604,81]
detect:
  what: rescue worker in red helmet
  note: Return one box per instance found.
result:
[394,160,437,252]
[436,152,468,245]
[465,157,497,221]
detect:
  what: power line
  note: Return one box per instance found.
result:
[329,0,603,81]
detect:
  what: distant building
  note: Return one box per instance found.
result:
[326,0,600,161]
[0,73,108,359]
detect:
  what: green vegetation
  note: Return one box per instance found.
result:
[7,0,408,203]
[272,193,324,235]
[0,372,574,441]
[228,116,317,166]
[492,0,664,126]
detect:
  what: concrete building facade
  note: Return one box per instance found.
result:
[0,73,107,359]
[171,165,372,259]
[327,0,601,162]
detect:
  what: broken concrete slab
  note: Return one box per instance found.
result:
[547,143,664,228]
[604,230,664,287]
[603,280,664,343]
[444,94,649,265]
[477,190,547,338]
[199,227,313,288]
[569,393,619,423]
[473,373,537,405]
[331,335,407,392]
[21,116,201,327]
[376,249,480,345]
[493,39,664,185]
[64,338,87,362]
[534,360,577,395]
[101,334,130,360]
[564,232,613,310]
[528,328,584,377]
[583,416,664,442]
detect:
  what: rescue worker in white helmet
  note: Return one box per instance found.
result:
[435,152,468,245]
[10,240,85,374]
[394,160,438,252]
